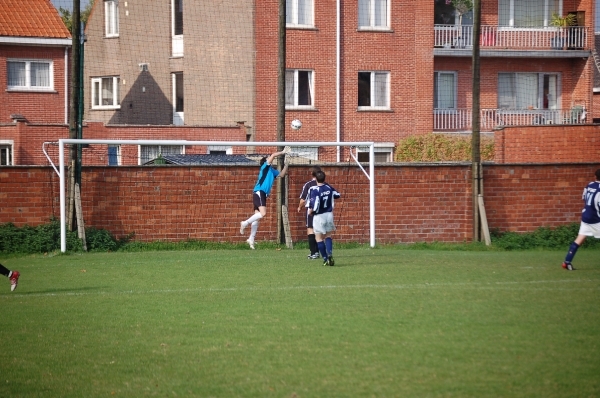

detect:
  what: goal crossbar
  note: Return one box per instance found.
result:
[56,139,376,252]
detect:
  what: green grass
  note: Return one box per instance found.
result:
[1,248,599,397]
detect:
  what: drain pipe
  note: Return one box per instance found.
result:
[336,0,340,162]
[64,46,69,124]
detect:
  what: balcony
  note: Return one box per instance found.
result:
[434,25,590,57]
[434,108,587,132]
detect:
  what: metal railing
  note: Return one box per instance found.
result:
[433,108,587,131]
[434,25,589,50]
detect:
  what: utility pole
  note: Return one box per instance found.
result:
[67,0,81,231]
[471,0,482,241]
[276,0,287,243]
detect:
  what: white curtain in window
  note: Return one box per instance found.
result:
[285,70,295,105]
[307,71,313,105]
[101,78,113,105]
[547,75,557,109]
[498,73,539,109]
[437,73,455,109]
[499,0,560,27]
[30,62,49,87]
[286,0,292,23]
[374,0,387,27]
[7,62,26,86]
[298,0,312,25]
[373,72,387,107]
[358,0,369,27]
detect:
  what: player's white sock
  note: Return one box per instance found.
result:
[245,213,263,225]
[249,221,259,241]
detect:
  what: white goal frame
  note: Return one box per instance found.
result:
[52,139,376,252]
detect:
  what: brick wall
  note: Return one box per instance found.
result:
[494,124,600,163]
[1,163,598,245]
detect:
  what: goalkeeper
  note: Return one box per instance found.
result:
[240,149,289,249]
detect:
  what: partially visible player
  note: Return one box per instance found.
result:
[298,165,322,259]
[240,150,289,249]
[562,168,600,270]
[308,171,341,266]
[0,263,20,291]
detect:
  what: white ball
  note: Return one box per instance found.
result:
[291,119,302,130]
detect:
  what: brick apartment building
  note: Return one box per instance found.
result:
[0,0,71,165]
[78,0,596,165]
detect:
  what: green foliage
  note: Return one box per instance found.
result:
[491,223,599,250]
[0,219,82,254]
[396,133,494,162]
[58,0,95,33]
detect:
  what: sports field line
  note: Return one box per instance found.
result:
[2,278,598,299]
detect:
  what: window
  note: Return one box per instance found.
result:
[286,70,313,108]
[108,145,121,166]
[7,60,52,91]
[358,71,389,109]
[172,0,184,56]
[208,146,233,155]
[140,145,183,165]
[92,76,120,109]
[0,144,12,165]
[286,0,313,27]
[499,0,560,27]
[498,73,559,110]
[358,0,389,29]
[356,144,395,162]
[173,72,184,125]
[434,71,457,109]
[105,0,119,37]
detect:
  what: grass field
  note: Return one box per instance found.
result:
[1,247,599,397]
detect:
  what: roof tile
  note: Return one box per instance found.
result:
[0,0,70,39]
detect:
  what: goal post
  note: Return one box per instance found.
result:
[54,139,376,252]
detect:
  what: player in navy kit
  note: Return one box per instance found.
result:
[240,150,289,249]
[562,168,600,270]
[298,166,322,259]
[308,171,341,266]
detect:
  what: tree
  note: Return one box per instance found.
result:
[451,0,473,27]
[59,0,95,33]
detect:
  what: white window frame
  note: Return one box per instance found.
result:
[434,71,457,111]
[285,69,314,109]
[105,0,119,37]
[108,145,121,166]
[358,71,390,110]
[7,59,53,91]
[0,141,13,166]
[139,145,184,165]
[358,0,390,30]
[286,0,314,27]
[498,0,562,28]
[91,76,121,110]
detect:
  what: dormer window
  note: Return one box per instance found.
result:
[105,0,119,37]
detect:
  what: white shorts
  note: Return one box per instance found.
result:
[313,212,336,235]
[578,221,600,238]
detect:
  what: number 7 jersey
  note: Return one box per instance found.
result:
[308,184,341,215]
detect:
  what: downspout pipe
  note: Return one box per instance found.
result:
[336,0,340,161]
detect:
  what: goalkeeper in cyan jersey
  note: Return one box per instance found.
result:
[308,171,341,266]
[239,150,289,249]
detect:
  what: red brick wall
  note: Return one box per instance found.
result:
[1,164,598,245]
[494,124,600,163]
[0,45,69,124]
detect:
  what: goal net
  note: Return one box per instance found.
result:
[49,140,376,252]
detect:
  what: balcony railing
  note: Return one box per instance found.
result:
[434,108,587,131]
[434,25,589,50]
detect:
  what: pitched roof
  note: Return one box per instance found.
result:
[0,0,70,39]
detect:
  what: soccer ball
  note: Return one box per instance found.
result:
[291,119,302,130]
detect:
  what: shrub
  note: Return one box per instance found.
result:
[396,133,495,162]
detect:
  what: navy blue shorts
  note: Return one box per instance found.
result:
[253,191,267,210]
[306,211,314,228]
